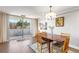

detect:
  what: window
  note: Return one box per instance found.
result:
[8,15,32,40]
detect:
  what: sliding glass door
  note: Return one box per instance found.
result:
[8,15,31,40]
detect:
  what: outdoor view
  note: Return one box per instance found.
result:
[8,16,31,40]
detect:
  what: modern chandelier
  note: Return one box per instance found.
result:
[46,6,56,20]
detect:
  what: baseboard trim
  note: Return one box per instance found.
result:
[69,45,79,50]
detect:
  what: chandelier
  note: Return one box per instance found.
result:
[46,6,56,20]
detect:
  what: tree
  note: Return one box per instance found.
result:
[16,19,30,40]
[16,19,30,29]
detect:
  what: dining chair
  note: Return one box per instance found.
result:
[61,33,70,53]
[41,32,47,36]
[52,33,70,53]
[34,32,47,52]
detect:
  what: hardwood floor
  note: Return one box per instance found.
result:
[0,37,35,53]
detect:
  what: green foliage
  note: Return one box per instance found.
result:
[16,19,30,28]
[16,20,23,27]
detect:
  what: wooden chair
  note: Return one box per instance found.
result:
[41,32,47,36]
[52,33,70,53]
[34,32,47,52]
[61,33,70,53]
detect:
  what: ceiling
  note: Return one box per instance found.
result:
[0,6,79,18]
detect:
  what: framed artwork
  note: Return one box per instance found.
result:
[39,22,47,30]
[55,17,64,27]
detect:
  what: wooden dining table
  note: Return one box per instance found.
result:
[39,33,67,53]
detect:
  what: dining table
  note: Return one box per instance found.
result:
[39,33,67,53]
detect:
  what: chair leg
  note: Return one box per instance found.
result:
[40,45,42,52]
[62,49,68,53]
[37,43,42,52]
[37,43,39,50]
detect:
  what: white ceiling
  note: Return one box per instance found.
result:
[0,6,79,18]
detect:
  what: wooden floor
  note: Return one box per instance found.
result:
[0,36,79,53]
[0,38,35,53]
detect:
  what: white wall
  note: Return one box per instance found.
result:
[38,10,79,49]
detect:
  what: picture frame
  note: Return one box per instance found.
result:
[55,17,64,27]
[39,22,47,30]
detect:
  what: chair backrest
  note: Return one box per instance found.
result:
[35,32,42,43]
[63,37,70,52]
[61,33,70,52]
[41,32,47,36]
[35,32,39,42]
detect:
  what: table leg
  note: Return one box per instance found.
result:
[47,41,50,53]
